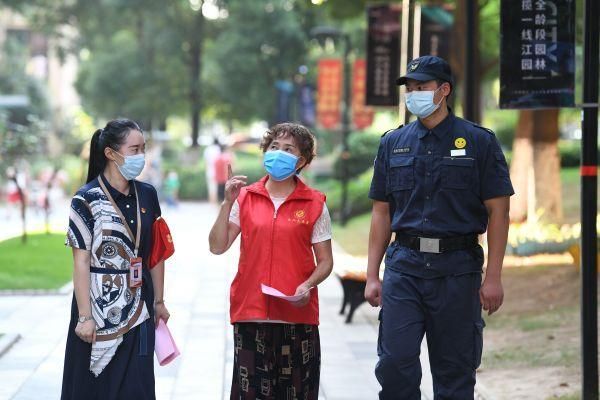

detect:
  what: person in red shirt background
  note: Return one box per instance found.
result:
[209,123,334,400]
[214,144,233,202]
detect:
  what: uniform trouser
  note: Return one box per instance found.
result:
[376,268,484,400]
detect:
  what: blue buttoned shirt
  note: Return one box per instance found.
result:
[369,112,515,278]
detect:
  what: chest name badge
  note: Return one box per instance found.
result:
[451,149,466,157]
[393,147,411,154]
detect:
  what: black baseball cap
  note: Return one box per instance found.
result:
[396,55,453,86]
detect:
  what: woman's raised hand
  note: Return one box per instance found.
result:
[224,164,247,203]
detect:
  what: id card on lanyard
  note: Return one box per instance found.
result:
[99,176,143,288]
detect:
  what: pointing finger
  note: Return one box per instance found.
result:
[228,164,233,179]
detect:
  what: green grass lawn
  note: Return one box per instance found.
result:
[0,233,72,290]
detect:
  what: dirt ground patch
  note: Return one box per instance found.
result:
[477,262,593,400]
[478,367,580,400]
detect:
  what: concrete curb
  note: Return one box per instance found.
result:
[0,281,73,297]
[0,333,21,358]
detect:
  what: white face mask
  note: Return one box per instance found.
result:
[405,87,443,118]
[113,152,145,180]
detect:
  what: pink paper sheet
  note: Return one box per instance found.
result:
[155,319,180,366]
[261,283,311,303]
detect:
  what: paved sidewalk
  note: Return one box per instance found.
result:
[0,201,438,399]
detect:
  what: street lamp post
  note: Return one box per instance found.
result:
[311,26,352,226]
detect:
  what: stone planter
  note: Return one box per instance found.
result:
[510,238,577,257]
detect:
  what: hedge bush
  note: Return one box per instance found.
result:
[315,167,374,221]
[332,131,380,180]
[558,141,600,168]
[172,150,265,200]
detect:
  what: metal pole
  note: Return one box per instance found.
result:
[398,0,411,124]
[412,3,422,59]
[464,0,476,121]
[340,33,351,226]
[581,0,599,397]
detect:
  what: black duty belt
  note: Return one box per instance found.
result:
[394,232,479,254]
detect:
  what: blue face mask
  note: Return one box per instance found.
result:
[114,152,145,181]
[263,150,299,181]
[405,87,443,118]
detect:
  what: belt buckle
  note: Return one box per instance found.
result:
[419,237,440,253]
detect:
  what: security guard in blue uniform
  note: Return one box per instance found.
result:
[365,55,514,399]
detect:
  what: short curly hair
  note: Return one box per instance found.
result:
[260,123,317,172]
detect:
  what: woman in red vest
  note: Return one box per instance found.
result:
[209,123,333,399]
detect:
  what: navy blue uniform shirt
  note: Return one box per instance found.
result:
[369,112,514,278]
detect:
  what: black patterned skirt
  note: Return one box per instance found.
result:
[230,322,321,400]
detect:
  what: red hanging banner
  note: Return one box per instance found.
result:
[352,59,375,130]
[317,59,342,130]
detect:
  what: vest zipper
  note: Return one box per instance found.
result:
[267,207,278,320]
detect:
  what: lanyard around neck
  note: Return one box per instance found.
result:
[98,175,141,257]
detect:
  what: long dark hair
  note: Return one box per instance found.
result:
[86,119,143,183]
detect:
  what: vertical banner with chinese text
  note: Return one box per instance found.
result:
[419,6,453,60]
[500,0,575,108]
[352,59,375,130]
[366,4,401,106]
[317,59,343,130]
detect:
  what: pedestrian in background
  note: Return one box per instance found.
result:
[62,118,170,399]
[214,143,233,202]
[163,170,180,208]
[209,122,334,400]
[365,56,514,399]
[203,137,221,203]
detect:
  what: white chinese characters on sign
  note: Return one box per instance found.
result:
[519,0,559,78]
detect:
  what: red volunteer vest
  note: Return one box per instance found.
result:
[230,175,326,325]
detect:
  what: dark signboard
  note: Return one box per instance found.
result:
[274,80,294,123]
[419,6,453,60]
[297,84,316,128]
[500,0,575,109]
[366,4,401,107]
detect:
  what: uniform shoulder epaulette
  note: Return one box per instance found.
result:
[381,124,404,138]
[467,121,495,135]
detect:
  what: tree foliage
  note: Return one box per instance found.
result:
[204,0,318,124]
[0,37,49,169]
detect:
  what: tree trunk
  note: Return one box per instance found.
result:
[10,174,27,244]
[510,109,562,223]
[44,167,59,235]
[531,109,562,223]
[510,110,534,222]
[189,10,204,148]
